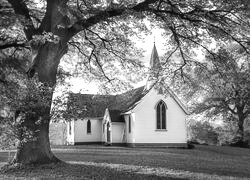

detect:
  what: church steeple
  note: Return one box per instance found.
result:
[150,42,160,70]
[146,43,161,90]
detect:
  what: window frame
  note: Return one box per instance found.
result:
[87,119,91,134]
[69,121,72,135]
[156,100,167,130]
[128,115,131,133]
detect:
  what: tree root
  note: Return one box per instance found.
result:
[0,158,64,173]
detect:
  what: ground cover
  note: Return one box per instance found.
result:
[0,145,250,179]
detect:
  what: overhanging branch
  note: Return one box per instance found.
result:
[0,42,28,50]
[69,0,158,36]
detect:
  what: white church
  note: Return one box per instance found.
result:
[64,44,188,147]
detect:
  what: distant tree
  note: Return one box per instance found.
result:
[189,120,218,145]
[1,0,250,165]
[178,46,250,146]
[215,121,238,146]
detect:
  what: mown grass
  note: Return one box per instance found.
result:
[54,145,250,177]
[0,145,250,179]
[1,162,184,180]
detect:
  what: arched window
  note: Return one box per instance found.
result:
[128,115,131,133]
[87,119,91,134]
[69,122,72,135]
[156,100,167,129]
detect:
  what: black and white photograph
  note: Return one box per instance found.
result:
[0,0,250,179]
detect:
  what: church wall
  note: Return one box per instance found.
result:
[133,89,187,144]
[74,118,102,143]
[124,114,135,143]
[111,122,125,143]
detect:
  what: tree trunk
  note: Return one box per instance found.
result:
[11,42,67,165]
[237,113,245,142]
[12,110,60,164]
[231,109,247,147]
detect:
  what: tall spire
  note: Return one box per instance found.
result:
[150,43,160,69]
[146,43,161,90]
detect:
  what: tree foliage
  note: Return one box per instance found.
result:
[189,120,218,145]
[1,0,250,80]
[0,60,53,149]
[174,45,250,145]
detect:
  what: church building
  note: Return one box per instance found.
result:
[65,44,188,147]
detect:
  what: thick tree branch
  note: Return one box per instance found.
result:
[84,34,112,82]
[39,0,68,32]
[69,0,158,36]
[0,42,27,50]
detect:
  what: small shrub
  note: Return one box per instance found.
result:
[187,141,195,149]
[230,134,249,148]
[188,140,200,145]
[230,139,249,148]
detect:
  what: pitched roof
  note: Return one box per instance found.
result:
[115,86,147,111]
[165,88,189,115]
[67,86,147,120]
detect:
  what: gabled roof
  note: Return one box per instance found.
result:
[165,88,189,115]
[67,86,147,120]
[67,85,188,121]
[115,86,147,112]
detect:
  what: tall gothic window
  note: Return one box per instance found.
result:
[69,122,72,135]
[87,119,91,134]
[128,115,131,133]
[156,100,167,129]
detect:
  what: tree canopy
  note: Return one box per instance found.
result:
[172,45,250,145]
[1,0,250,83]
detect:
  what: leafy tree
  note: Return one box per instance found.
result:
[178,46,250,146]
[1,0,250,165]
[215,121,238,146]
[189,120,218,145]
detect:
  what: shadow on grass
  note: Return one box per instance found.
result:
[0,162,183,180]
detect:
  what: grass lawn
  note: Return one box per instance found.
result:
[0,145,250,179]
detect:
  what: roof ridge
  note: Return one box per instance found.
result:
[114,85,145,96]
[70,92,115,97]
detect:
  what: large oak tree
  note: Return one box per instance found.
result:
[0,0,250,164]
[193,47,250,145]
[169,45,250,146]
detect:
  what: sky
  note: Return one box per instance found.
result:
[135,28,166,63]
